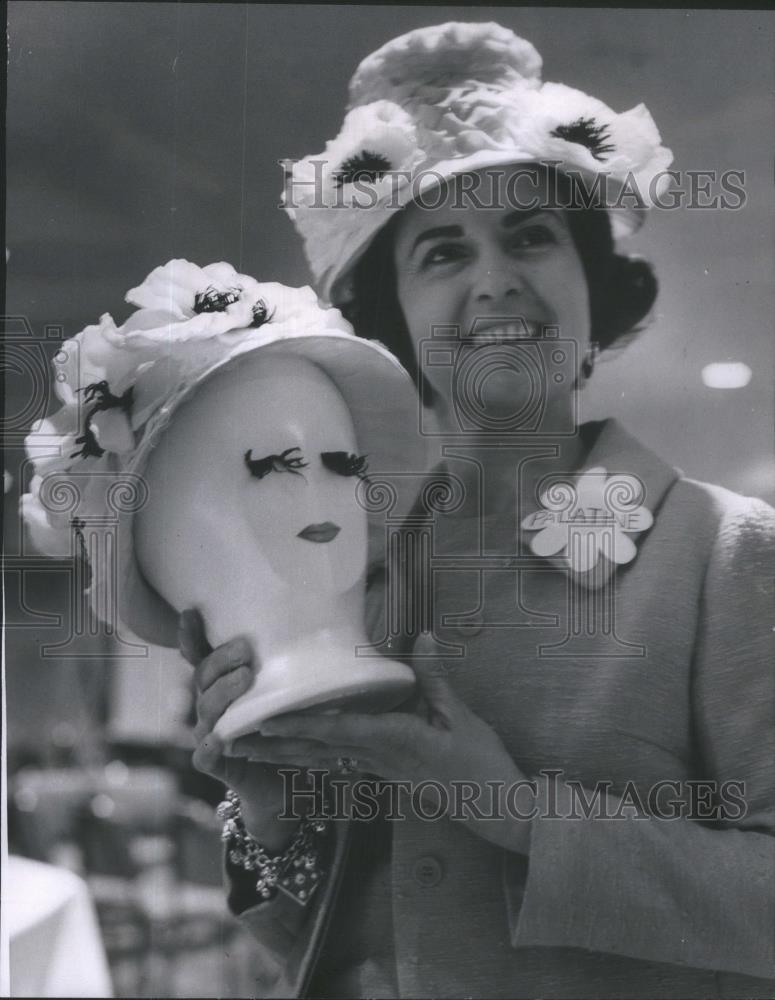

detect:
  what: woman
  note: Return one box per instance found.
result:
[184,22,774,998]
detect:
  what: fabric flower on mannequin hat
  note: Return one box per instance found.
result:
[21,259,425,645]
[283,21,673,305]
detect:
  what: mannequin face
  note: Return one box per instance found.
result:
[134,352,368,623]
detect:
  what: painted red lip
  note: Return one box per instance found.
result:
[297,522,341,543]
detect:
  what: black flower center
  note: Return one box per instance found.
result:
[551,117,615,160]
[251,298,272,328]
[193,286,242,314]
[71,381,134,460]
[333,150,392,187]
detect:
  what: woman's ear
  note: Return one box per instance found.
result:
[615,257,657,337]
[594,256,658,351]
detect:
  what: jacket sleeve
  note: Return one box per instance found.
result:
[223,819,349,999]
[225,859,317,998]
[503,495,775,984]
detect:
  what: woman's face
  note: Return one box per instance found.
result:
[393,165,591,429]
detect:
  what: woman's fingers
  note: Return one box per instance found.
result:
[192,732,227,781]
[192,734,254,787]
[229,734,375,772]
[262,709,423,754]
[195,636,254,695]
[178,609,212,666]
[229,734,346,763]
[410,661,463,730]
[194,664,253,739]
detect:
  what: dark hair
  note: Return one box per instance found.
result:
[342,178,658,394]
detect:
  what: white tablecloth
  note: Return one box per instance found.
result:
[3,855,113,998]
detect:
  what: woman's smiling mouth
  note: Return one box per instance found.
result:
[466,320,544,343]
[297,522,341,543]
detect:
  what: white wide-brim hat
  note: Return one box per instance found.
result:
[283,21,674,305]
[21,260,427,646]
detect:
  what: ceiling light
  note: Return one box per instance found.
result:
[701,363,752,389]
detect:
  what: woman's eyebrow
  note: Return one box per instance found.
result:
[410,224,463,256]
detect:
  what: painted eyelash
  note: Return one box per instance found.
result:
[244,447,309,480]
[321,452,369,478]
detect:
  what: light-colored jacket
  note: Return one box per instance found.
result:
[227,421,775,998]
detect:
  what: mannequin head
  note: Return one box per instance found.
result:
[22,260,421,736]
[134,352,369,650]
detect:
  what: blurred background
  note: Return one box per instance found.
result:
[4,3,774,996]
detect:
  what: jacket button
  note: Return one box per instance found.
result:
[412,855,443,887]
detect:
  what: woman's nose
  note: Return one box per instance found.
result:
[470,254,524,303]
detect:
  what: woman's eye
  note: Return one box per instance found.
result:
[509,225,557,251]
[421,243,468,268]
[321,451,369,478]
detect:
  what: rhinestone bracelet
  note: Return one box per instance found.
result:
[217,789,328,905]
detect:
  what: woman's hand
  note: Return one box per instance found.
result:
[180,609,312,852]
[233,658,535,854]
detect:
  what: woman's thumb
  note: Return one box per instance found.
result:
[411,656,461,728]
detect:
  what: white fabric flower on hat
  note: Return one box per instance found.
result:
[22,259,355,560]
[125,259,266,336]
[26,260,345,473]
[522,83,673,197]
[288,101,420,212]
[20,476,74,557]
[335,102,421,183]
[53,313,128,405]
[521,466,654,574]
[350,21,542,108]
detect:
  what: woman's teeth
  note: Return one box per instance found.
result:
[468,322,541,342]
